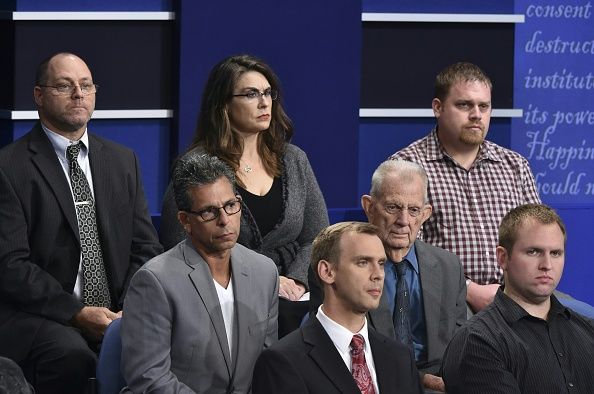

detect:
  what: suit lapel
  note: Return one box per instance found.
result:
[183,241,233,379]
[369,329,397,393]
[303,317,361,394]
[415,240,441,360]
[229,247,250,376]
[87,134,111,245]
[28,124,79,240]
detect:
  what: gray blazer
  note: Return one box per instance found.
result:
[159,144,329,287]
[368,240,466,374]
[121,240,279,394]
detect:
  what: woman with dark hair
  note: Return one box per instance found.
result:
[160,54,328,305]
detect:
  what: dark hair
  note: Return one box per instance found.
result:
[498,204,567,253]
[35,52,84,85]
[434,62,492,101]
[172,152,236,212]
[310,222,380,285]
[187,54,293,187]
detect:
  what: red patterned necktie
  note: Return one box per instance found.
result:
[350,334,376,394]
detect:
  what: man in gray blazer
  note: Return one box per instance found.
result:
[310,160,466,392]
[121,153,279,393]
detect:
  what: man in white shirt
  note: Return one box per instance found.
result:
[0,52,161,394]
[252,222,422,393]
[121,152,279,393]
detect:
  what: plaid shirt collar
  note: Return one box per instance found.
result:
[426,126,504,166]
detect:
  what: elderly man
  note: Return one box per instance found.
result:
[254,222,422,394]
[441,204,594,393]
[121,152,279,393]
[310,160,466,392]
[0,52,162,394]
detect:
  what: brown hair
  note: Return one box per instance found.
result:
[434,62,492,101]
[310,222,380,284]
[187,54,293,188]
[498,204,567,253]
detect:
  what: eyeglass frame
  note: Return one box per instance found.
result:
[232,88,278,101]
[184,196,243,222]
[38,83,99,96]
[383,202,425,218]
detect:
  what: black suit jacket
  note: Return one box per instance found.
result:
[252,316,423,394]
[309,239,466,374]
[0,123,162,360]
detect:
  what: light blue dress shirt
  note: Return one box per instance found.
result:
[383,244,428,362]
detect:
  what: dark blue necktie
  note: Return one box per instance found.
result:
[393,260,413,352]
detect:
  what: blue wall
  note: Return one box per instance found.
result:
[175,0,362,208]
[2,0,592,305]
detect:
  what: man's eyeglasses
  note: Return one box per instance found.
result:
[384,203,423,218]
[185,197,242,222]
[232,88,278,101]
[38,83,99,96]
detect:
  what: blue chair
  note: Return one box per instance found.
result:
[96,318,125,394]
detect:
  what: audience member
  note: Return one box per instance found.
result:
[390,62,594,317]
[253,222,422,393]
[121,152,278,393]
[310,160,466,392]
[441,204,594,393]
[0,52,162,394]
[160,55,328,310]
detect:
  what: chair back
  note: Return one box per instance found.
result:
[96,318,125,394]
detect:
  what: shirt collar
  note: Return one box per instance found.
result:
[317,306,371,355]
[494,288,572,324]
[41,122,90,158]
[396,243,420,274]
[427,126,503,165]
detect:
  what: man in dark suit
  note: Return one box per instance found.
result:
[253,221,422,394]
[0,52,162,394]
[310,160,466,392]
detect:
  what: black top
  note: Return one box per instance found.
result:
[441,289,594,394]
[238,177,282,238]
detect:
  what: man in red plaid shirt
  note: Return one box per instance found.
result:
[390,62,541,313]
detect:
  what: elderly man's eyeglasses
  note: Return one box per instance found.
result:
[38,83,99,96]
[232,88,278,101]
[185,197,242,222]
[384,203,422,218]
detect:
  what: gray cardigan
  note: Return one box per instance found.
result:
[159,144,329,287]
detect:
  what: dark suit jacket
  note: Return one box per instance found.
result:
[0,123,162,361]
[252,315,423,394]
[309,239,466,374]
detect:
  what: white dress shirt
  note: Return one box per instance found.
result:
[214,277,235,358]
[316,306,379,393]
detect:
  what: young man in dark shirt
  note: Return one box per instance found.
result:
[441,204,594,394]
